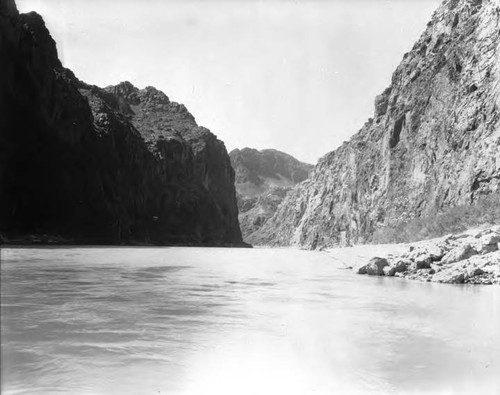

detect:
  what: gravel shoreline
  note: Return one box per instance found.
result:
[326,226,500,285]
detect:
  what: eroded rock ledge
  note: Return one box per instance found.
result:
[353,227,500,284]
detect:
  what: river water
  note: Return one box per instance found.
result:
[1,247,499,395]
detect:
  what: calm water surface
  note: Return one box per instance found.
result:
[1,247,499,395]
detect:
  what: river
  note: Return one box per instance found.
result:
[1,247,499,394]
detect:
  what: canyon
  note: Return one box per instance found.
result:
[229,148,312,242]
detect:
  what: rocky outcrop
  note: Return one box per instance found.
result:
[0,0,243,246]
[355,257,389,276]
[354,226,500,284]
[253,0,500,249]
[229,148,313,241]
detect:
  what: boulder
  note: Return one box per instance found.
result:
[393,260,409,273]
[442,244,477,264]
[469,251,500,270]
[412,268,435,282]
[383,266,395,276]
[476,243,498,254]
[406,243,444,263]
[476,233,500,254]
[383,259,410,276]
[482,233,499,244]
[466,266,484,277]
[365,257,389,276]
[431,263,442,273]
[427,245,445,261]
[483,265,500,278]
[353,263,367,275]
[411,259,432,270]
[432,269,466,284]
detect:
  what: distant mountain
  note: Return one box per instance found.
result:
[0,0,243,246]
[229,148,313,241]
[253,0,500,249]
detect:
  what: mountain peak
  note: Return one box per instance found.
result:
[142,86,170,105]
[105,82,171,106]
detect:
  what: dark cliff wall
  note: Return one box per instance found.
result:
[229,148,313,241]
[0,0,243,245]
[254,0,500,249]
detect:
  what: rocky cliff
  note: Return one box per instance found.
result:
[229,148,313,241]
[254,0,500,249]
[0,0,243,245]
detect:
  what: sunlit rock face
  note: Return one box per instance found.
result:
[254,0,500,249]
[0,1,243,245]
[229,148,313,242]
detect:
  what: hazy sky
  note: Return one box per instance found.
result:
[18,0,441,163]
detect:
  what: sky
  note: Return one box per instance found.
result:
[17,0,442,164]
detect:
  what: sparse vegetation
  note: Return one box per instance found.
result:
[371,194,500,244]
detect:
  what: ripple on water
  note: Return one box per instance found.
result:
[1,247,499,395]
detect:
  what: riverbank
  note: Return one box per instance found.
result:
[325,226,500,285]
[0,234,252,248]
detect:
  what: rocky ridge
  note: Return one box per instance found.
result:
[0,0,243,245]
[253,0,500,249]
[352,226,500,284]
[229,148,313,241]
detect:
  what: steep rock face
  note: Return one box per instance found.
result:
[255,0,500,249]
[0,1,242,245]
[229,148,312,241]
[230,148,313,197]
